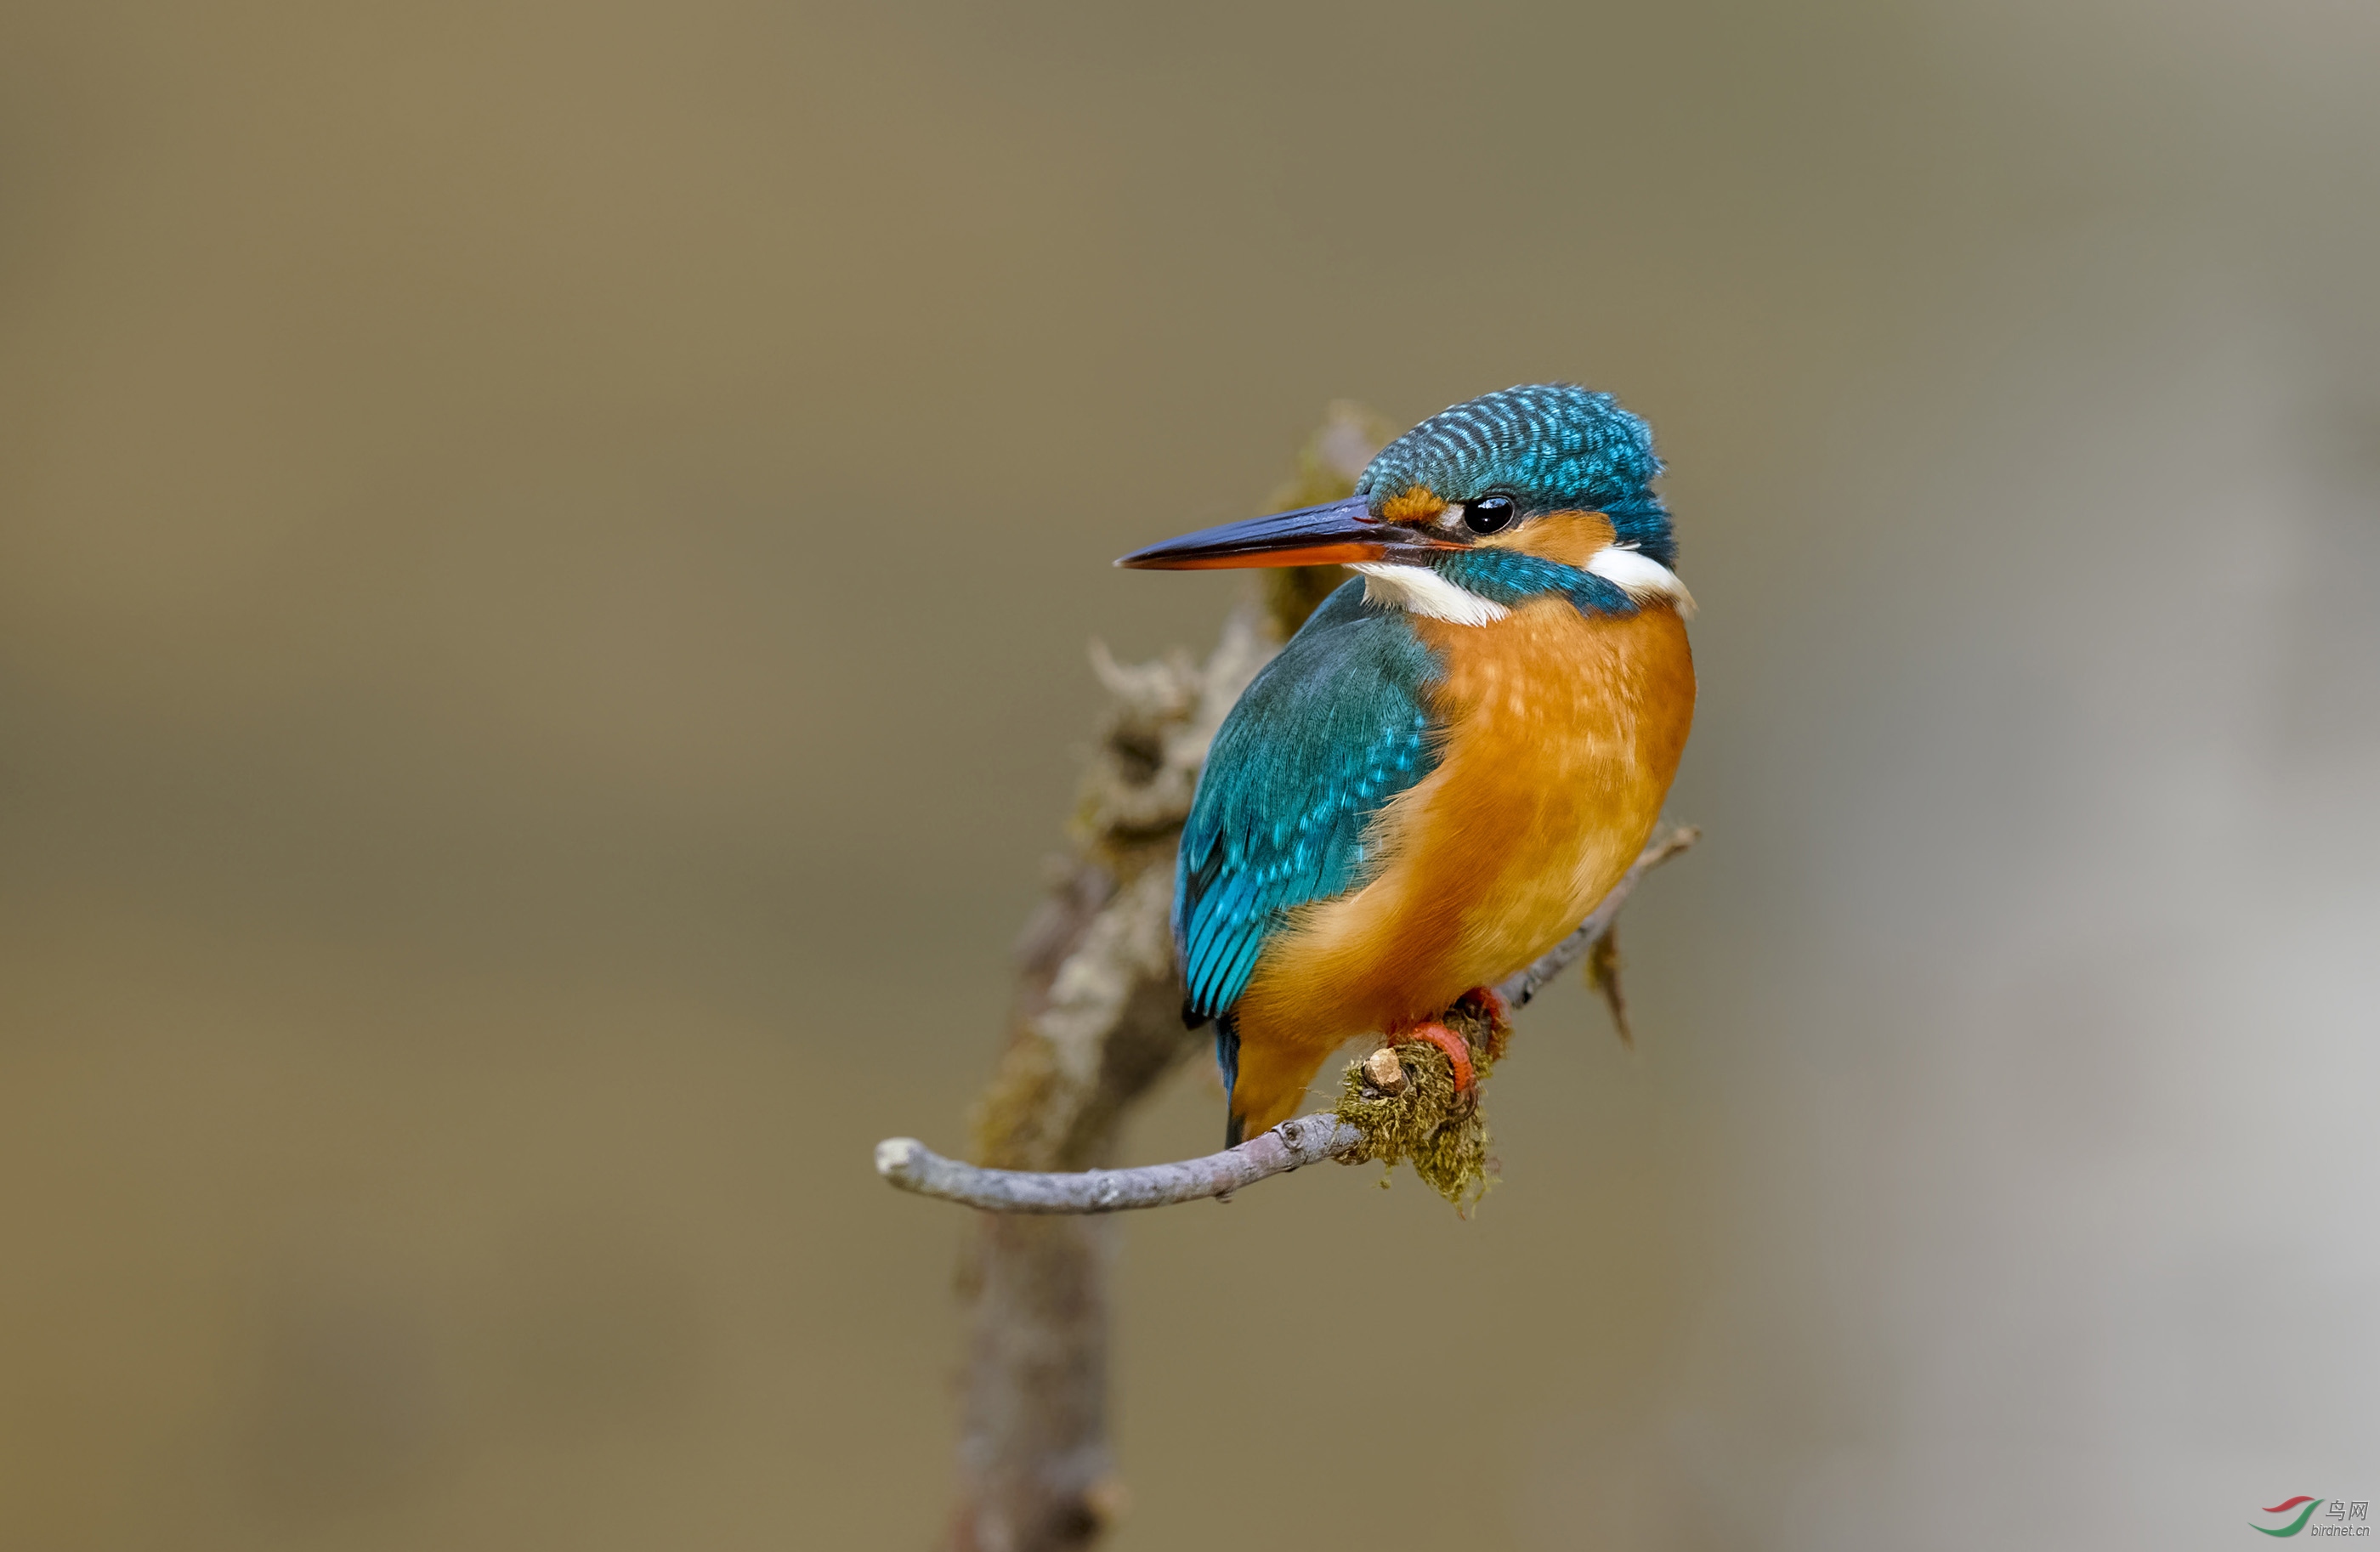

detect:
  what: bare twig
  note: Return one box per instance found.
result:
[876,824,1697,1215]
[877,1114,1362,1214]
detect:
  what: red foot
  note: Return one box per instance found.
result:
[1402,1022,1475,1092]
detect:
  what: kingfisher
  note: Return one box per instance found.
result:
[1119,383,1697,1145]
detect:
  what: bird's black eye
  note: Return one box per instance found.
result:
[1464,496,1516,535]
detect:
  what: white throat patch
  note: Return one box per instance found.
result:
[1352,562,1510,626]
[1585,546,1698,619]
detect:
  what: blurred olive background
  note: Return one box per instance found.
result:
[4,2,2377,1549]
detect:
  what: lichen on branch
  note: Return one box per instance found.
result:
[1330,994,1512,1212]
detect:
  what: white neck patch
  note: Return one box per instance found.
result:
[1352,562,1510,626]
[1353,548,1697,626]
[1585,546,1698,619]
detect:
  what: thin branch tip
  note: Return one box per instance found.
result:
[876,1117,1364,1213]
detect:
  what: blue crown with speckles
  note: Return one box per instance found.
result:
[1357,382,1674,564]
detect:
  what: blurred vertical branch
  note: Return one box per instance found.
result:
[944,406,1386,1552]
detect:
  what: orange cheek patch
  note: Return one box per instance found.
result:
[1377,484,1448,524]
[1481,509,1616,566]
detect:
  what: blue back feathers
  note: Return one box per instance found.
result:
[1176,581,1440,1021]
[1359,382,1674,566]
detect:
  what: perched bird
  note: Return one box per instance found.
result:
[1120,383,1697,1144]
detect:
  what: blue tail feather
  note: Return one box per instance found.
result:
[1216,1013,1244,1147]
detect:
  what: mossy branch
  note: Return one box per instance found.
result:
[875,823,1696,1215]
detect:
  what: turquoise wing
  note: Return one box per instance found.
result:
[1176,581,1444,1022]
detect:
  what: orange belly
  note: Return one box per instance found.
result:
[1227,596,1696,1131]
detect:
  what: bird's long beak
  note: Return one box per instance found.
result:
[1115,495,1451,570]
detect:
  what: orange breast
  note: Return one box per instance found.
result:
[1238,597,1696,1055]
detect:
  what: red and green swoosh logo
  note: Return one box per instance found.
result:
[2255,1498,2324,1538]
